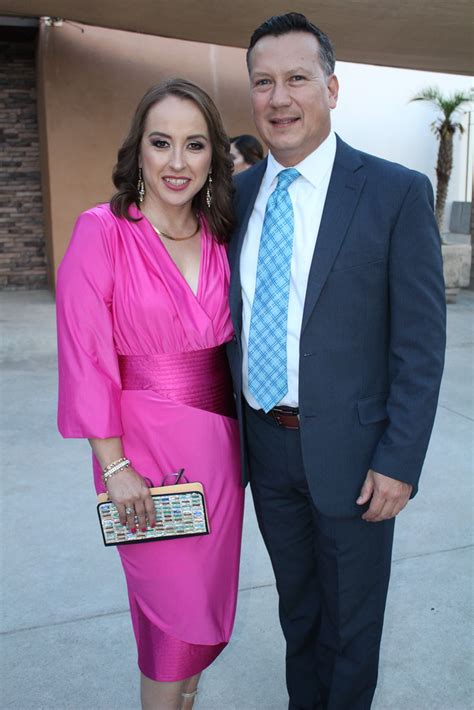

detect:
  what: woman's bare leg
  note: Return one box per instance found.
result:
[140,674,186,710]
[181,673,201,709]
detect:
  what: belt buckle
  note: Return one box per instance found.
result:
[272,408,299,429]
[272,410,284,427]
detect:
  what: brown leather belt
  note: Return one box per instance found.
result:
[266,405,300,429]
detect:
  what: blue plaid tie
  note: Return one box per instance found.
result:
[248,168,300,412]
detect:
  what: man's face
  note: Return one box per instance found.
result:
[249,32,338,166]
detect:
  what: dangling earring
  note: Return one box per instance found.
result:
[137,168,145,203]
[206,171,213,209]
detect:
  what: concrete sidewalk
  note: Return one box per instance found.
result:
[1,290,473,710]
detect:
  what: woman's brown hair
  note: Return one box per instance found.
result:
[110,78,234,242]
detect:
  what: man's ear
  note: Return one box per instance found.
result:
[328,74,339,110]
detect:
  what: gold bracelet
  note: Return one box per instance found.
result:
[103,457,128,473]
[102,458,131,484]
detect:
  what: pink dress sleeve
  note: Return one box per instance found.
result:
[56,209,123,439]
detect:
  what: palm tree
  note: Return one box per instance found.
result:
[410,87,472,229]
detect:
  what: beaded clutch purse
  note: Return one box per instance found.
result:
[97,475,210,546]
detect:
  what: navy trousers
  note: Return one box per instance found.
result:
[245,403,395,710]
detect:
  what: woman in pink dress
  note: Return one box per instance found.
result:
[57,79,244,710]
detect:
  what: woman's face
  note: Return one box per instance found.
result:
[230,142,250,174]
[139,95,212,211]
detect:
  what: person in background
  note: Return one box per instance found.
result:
[230,133,264,173]
[227,12,446,710]
[57,78,244,710]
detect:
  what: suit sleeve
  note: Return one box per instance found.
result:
[370,173,446,491]
[56,211,124,439]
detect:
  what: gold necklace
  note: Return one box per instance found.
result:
[151,222,200,242]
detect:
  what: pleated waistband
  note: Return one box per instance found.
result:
[118,346,235,417]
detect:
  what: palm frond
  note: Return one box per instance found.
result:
[410,86,444,107]
[410,85,473,120]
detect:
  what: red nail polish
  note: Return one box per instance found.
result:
[141,527,147,532]
[131,527,137,534]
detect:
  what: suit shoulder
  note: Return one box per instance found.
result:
[355,148,429,188]
[346,147,435,216]
[233,161,265,194]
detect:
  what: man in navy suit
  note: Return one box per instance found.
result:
[226,12,446,710]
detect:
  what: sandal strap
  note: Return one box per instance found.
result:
[182,690,198,699]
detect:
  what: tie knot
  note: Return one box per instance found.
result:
[276,168,300,192]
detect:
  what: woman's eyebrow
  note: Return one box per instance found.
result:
[147,131,208,141]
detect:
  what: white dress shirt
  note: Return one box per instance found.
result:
[240,130,337,409]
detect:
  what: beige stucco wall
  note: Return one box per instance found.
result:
[36,22,254,286]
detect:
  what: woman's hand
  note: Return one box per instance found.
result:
[106,466,156,532]
[88,437,155,532]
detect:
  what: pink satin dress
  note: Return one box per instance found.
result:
[56,203,244,681]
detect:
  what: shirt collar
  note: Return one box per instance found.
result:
[264,130,337,191]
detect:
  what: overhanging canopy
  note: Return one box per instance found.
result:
[0,0,472,75]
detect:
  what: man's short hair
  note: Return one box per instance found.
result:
[247,12,336,77]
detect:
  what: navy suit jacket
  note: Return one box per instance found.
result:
[227,136,446,517]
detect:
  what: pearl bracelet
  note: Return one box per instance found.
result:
[103,456,128,472]
[103,457,131,484]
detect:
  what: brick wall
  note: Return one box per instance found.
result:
[0,39,47,289]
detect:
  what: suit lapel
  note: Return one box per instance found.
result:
[229,159,267,337]
[301,138,366,333]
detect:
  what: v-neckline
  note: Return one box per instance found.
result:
[140,210,205,301]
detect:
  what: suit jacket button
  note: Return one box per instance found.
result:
[232,335,237,343]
